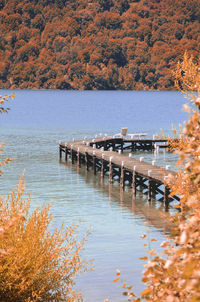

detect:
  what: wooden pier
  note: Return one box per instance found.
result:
[59,137,179,208]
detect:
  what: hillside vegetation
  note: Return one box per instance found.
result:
[0,0,199,90]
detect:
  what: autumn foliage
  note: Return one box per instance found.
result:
[114,54,200,301]
[0,0,199,90]
[0,178,87,302]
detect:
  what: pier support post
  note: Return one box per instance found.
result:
[101,159,104,178]
[121,142,124,153]
[120,167,125,190]
[93,156,97,175]
[109,162,113,183]
[151,182,156,199]
[77,151,81,167]
[65,147,68,161]
[112,142,115,151]
[148,180,152,201]
[85,152,89,171]
[164,185,170,208]
[59,146,62,160]
[70,149,74,164]
[132,171,136,197]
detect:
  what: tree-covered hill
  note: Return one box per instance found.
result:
[0,0,199,90]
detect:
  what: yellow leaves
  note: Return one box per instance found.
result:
[10,93,16,99]
[0,177,88,301]
[139,256,148,261]
[146,249,157,257]
[113,277,120,283]
[140,287,152,297]
[173,204,181,209]
[0,93,14,114]
[160,241,169,248]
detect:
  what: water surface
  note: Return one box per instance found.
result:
[0,90,187,301]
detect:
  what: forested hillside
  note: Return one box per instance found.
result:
[0,0,199,90]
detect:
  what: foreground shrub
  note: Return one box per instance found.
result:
[0,177,87,302]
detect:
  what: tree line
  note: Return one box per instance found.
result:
[0,0,199,90]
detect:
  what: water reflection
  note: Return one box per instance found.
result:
[61,160,173,235]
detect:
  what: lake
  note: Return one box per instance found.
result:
[0,90,187,301]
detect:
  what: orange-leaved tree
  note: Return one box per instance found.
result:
[114,53,200,301]
[0,94,88,301]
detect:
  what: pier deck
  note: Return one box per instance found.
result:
[59,137,179,207]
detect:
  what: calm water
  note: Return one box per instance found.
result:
[0,90,187,301]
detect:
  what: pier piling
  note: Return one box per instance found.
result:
[59,136,179,205]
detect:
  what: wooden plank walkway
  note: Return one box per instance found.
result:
[59,137,179,208]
